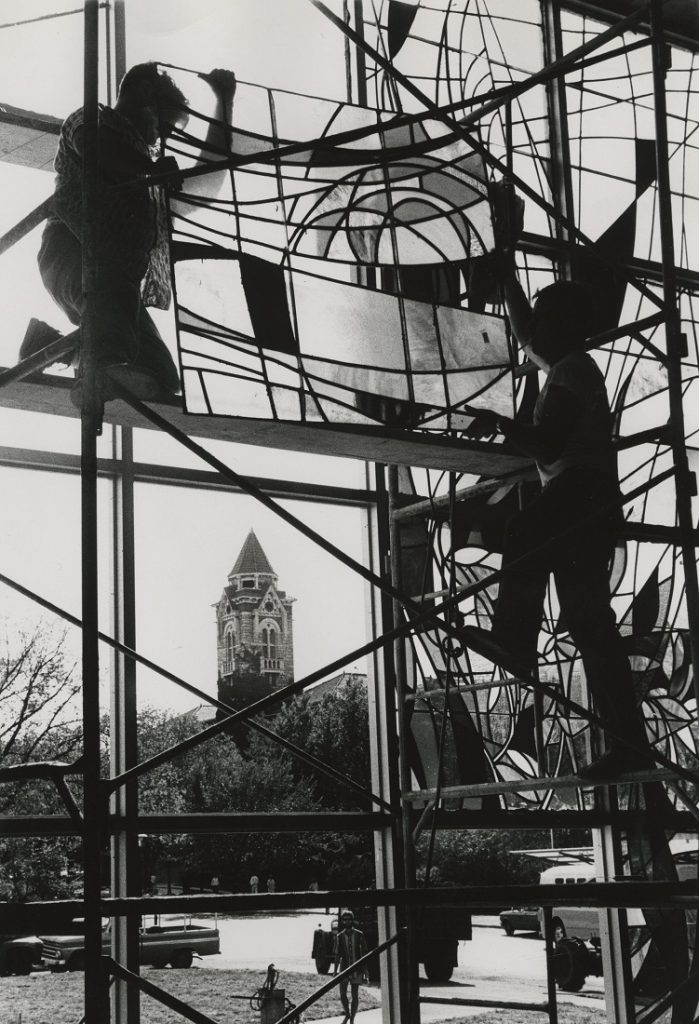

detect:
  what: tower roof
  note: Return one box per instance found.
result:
[229,530,275,577]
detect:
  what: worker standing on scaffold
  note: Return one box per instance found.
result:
[19,62,236,405]
[462,183,654,781]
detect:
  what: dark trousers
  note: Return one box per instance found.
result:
[493,469,647,753]
[38,220,179,392]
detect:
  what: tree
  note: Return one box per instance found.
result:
[0,624,81,794]
[272,682,372,810]
[119,707,206,890]
[0,623,82,900]
[119,706,323,892]
[269,682,375,888]
[176,727,322,891]
[415,828,591,889]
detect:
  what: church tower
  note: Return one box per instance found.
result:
[215,530,295,707]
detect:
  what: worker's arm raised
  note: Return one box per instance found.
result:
[171,68,236,206]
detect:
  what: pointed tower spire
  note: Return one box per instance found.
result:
[229,529,275,578]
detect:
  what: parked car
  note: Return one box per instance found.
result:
[41,916,220,972]
[499,907,540,936]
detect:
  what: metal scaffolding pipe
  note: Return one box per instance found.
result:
[650,0,699,715]
[80,1,109,1019]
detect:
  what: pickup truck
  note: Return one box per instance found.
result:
[0,934,42,975]
[41,917,220,971]
[313,905,472,983]
[0,908,84,975]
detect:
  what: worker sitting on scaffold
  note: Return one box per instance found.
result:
[463,184,654,781]
[19,62,236,405]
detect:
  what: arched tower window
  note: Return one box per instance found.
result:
[223,627,236,674]
[262,624,277,659]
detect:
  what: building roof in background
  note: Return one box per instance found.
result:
[188,704,217,725]
[308,671,367,703]
[185,674,364,723]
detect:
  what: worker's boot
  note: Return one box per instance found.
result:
[460,624,533,679]
[70,363,164,412]
[20,318,75,366]
[578,745,656,781]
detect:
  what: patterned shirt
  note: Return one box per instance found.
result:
[48,104,171,309]
[334,927,367,972]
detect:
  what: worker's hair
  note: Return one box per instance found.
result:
[532,280,598,352]
[118,62,188,113]
[341,911,354,921]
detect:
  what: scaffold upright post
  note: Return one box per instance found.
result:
[649,0,699,701]
[81,1,109,1020]
[541,0,575,267]
[110,424,140,1024]
[369,464,408,1024]
[388,465,421,1024]
[105,8,141,1021]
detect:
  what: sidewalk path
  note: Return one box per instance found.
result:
[309,1002,487,1023]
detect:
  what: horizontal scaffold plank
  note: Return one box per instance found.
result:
[421,997,549,1012]
[3,806,695,837]
[0,371,531,474]
[0,810,392,837]
[404,767,678,801]
[5,879,698,930]
[424,808,699,830]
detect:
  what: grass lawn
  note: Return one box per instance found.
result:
[1,967,379,1023]
[445,1009,605,1024]
[6,973,660,1024]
